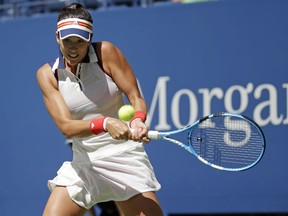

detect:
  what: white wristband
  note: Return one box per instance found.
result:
[103,117,109,131]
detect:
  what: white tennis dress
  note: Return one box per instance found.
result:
[47,44,161,209]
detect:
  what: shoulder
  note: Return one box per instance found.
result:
[93,41,120,57]
[92,41,125,76]
[93,41,116,49]
[36,63,57,89]
[36,63,52,79]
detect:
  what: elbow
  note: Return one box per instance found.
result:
[60,124,90,139]
[63,132,74,140]
[60,124,74,139]
[57,119,91,139]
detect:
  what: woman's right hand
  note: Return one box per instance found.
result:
[105,118,132,140]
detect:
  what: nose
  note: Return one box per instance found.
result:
[69,45,77,51]
[67,42,78,51]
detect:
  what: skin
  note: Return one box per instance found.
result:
[37,34,163,216]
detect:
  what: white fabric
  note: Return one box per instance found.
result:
[48,144,160,209]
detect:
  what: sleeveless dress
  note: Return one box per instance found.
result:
[47,44,161,209]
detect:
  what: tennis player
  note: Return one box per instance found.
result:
[37,3,163,216]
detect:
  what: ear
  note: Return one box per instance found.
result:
[89,33,93,42]
[56,31,60,44]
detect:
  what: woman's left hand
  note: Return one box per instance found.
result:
[130,119,150,143]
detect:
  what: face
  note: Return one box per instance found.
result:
[56,35,90,67]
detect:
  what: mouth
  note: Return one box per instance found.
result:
[68,53,79,59]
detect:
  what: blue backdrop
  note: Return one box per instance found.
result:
[0,0,287,215]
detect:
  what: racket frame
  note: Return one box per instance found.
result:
[147,112,266,171]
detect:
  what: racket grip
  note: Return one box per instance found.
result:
[147,131,161,140]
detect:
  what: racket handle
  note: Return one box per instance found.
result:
[130,129,161,140]
[147,130,161,140]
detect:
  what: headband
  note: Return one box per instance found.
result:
[57,18,93,42]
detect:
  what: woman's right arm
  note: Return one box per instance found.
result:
[36,64,131,140]
[36,64,93,138]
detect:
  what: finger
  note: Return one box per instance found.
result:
[142,137,150,143]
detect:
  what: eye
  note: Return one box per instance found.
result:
[63,38,71,43]
[78,39,85,44]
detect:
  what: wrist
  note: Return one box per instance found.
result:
[90,117,108,135]
[129,111,146,127]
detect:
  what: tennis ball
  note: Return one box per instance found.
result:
[118,105,135,121]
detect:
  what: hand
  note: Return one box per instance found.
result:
[130,119,150,143]
[105,118,132,140]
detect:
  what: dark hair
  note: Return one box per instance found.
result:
[57,3,93,23]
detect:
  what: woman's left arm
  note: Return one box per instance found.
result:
[98,41,149,142]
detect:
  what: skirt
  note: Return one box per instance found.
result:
[48,143,161,209]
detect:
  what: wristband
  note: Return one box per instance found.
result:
[90,117,108,135]
[129,111,146,127]
[103,117,109,131]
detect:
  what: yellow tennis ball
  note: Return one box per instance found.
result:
[118,105,135,121]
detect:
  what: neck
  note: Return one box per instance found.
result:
[64,58,78,74]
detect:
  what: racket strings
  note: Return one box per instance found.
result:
[189,116,264,169]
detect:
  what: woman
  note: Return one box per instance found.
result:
[37,3,163,216]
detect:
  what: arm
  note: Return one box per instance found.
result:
[36,64,93,139]
[97,41,149,142]
[37,64,134,140]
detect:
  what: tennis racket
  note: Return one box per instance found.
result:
[147,112,265,171]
